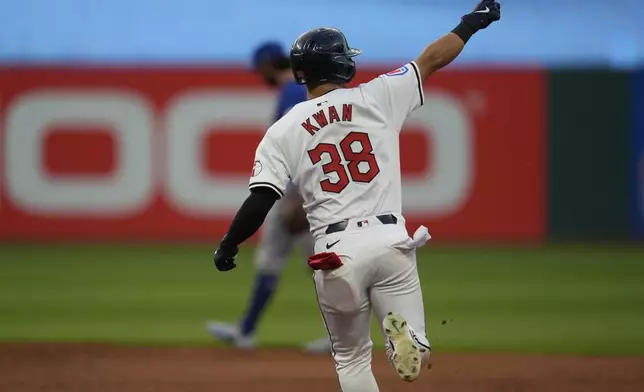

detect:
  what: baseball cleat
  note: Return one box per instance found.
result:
[302,336,333,355]
[206,321,257,350]
[383,313,422,382]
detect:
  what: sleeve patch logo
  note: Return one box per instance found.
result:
[385,66,409,76]
[251,160,263,177]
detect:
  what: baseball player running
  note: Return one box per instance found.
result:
[212,1,500,390]
[206,42,331,354]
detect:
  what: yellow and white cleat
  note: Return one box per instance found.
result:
[382,312,423,382]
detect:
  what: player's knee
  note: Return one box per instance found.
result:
[255,263,282,276]
[334,341,372,374]
[254,254,287,275]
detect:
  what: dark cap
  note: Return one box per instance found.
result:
[252,42,286,70]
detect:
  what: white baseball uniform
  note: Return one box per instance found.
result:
[249,61,431,392]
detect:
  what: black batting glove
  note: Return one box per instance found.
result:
[462,0,501,31]
[213,247,238,271]
[213,236,239,272]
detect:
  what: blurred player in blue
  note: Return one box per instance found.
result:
[206,42,331,354]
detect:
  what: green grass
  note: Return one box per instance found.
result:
[1,244,643,355]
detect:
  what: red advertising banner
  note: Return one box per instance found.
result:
[0,66,545,241]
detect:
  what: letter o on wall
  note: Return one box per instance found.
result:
[402,91,474,217]
[4,91,154,216]
[165,91,273,214]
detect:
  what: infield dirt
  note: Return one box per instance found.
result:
[1,343,643,392]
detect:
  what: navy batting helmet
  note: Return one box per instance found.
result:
[289,27,361,86]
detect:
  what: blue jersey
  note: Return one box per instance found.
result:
[274,80,307,122]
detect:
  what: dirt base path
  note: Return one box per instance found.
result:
[1,343,643,392]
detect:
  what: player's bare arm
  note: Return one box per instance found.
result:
[414,0,501,81]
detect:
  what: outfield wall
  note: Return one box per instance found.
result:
[632,70,644,239]
[0,66,641,242]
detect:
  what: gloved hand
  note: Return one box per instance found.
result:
[213,240,238,272]
[462,0,501,31]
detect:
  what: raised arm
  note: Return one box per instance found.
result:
[414,0,501,81]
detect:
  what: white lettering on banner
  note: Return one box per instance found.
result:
[403,91,473,216]
[4,91,155,216]
[1,89,471,218]
[165,92,274,214]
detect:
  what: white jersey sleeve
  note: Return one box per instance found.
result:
[248,133,291,198]
[360,61,424,130]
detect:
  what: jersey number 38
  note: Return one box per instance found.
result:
[307,132,380,193]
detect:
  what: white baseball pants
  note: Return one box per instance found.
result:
[312,215,431,392]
